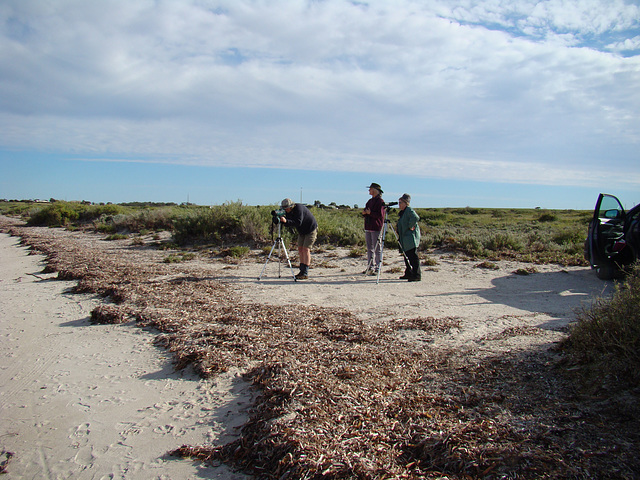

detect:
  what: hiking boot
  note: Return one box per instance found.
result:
[295,272,308,280]
[407,276,421,282]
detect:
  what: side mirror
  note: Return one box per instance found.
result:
[604,209,621,219]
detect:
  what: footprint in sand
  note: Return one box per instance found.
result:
[71,422,90,439]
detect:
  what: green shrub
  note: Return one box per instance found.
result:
[314,208,363,246]
[173,203,246,245]
[484,232,524,252]
[223,246,250,258]
[26,202,127,227]
[422,255,438,266]
[537,212,558,222]
[476,261,499,270]
[565,263,640,391]
[105,233,128,241]
[163,252,196,263]
[95,223,117,234]
[27,201,82,226]
[104,207,176,232]
[552,227,583,246]
[454,235,485,257]
[0,201,41,217]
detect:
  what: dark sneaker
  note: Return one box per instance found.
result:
[295,273,308,280]
[407,276,421,282]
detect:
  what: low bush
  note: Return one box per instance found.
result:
[564,263,640,391]
[484,232,524,252]
[453,235,485,257]
[537,212,558,222]
[102,207,176,232]
[314,208,364,246]
[173,203,248,245]
[105,233,128,241]
[27,202,81,226]
[221,246,251,258]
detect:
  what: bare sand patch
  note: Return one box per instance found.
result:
[0,233,250,479]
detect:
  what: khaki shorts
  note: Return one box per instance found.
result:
[298,228,318,249]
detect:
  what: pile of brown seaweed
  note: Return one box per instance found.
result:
[2,220,638,479]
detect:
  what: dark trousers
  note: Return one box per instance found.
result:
[403,248,421,279]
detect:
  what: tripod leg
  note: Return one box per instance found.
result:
[376,223,388,284]
[258,240,279,280]
[258,223,296,282]
[279,237,298,281]
[388,224,411,264]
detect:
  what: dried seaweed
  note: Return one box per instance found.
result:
[90,304,129,324]
[0,450,14,474]
[390,316,461,334]
[2,219,639,479]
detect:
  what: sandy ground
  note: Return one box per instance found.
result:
[213,246,613,358]
[0,233,250,480]
[0,223,617,478]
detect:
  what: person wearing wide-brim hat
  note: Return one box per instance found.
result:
[362,183,385,274]
[397,193,421,281]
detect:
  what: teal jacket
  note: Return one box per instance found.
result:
[397,206,420,251]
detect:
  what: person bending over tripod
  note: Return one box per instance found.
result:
[279,198,318,280]
[397,194,421,282]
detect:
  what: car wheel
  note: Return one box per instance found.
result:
[595,263,615,280]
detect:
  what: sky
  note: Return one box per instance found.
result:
[1,0,639,210]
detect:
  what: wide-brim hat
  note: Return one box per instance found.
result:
[368,182,383,193]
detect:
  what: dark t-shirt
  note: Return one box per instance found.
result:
[285,204,318,235]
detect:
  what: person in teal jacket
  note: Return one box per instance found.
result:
[396,193,421,281]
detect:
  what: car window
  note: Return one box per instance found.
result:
[598,195,624,219]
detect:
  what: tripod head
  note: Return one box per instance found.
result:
[383,201,398,222]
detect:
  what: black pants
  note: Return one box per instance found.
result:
[403,247,421,279]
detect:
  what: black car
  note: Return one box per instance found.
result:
[585,193,640,279]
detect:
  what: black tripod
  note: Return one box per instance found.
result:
[258,222,297,282]
[369,203,410,284]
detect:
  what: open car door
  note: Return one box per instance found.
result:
[587,193,626,279]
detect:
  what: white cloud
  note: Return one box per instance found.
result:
[1,0,639,189]
[607,35,640,53]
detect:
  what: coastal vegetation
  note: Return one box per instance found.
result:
[563,263,640,392]
[0,199,590,265]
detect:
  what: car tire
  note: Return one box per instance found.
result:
[595,263,615,280]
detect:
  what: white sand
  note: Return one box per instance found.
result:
[0,234,250,480]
